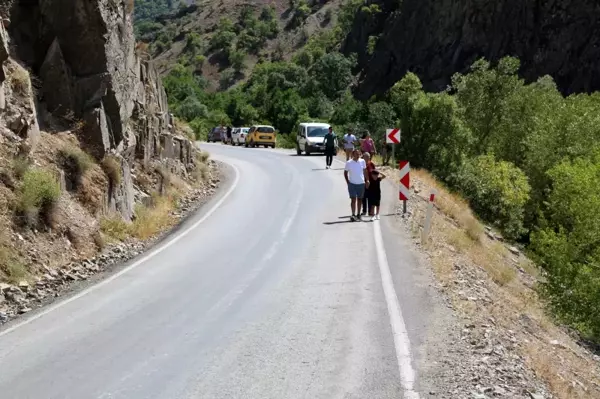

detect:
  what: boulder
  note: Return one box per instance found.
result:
[39,38,74,117]
[82,103,112,158]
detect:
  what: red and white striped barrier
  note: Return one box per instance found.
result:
[399,161,410,201]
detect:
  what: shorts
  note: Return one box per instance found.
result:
[348,183,365,199]
[368,191,381,206]
[325,147,335,156]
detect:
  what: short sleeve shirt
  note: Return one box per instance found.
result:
[345,158,366,185]
[343,134,357,149]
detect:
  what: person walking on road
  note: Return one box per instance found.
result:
[361,152,376,216]
[323,126,337,169]
[368,170,386,221]
[342,130,357,161]
[361,132,376,155]
[344,149,370,221]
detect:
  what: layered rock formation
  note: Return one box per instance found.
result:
[343,0,600,100]
[1,0,196,220]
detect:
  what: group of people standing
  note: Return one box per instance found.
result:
[339,131,386,222]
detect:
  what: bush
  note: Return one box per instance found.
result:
[530,152,600,340]
[276,133,296,149]
[18,168,61,225]
[59,147,94,190]
[0,233,27,283]
[176,97,209,121]
[100,215,130,241]
[453,154,531,239]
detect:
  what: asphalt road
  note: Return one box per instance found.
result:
[0,144,446,399]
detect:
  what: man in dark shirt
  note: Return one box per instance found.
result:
[323,126,337,169]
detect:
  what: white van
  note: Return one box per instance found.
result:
[296,122,331,155]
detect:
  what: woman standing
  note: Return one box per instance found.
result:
[361,132,376,155]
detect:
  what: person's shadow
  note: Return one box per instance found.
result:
[322,216,353,225]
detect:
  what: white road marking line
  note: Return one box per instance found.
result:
[373,221,420,399]
[0,163,241,338]
[333,157,420,398]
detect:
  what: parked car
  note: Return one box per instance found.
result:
[231,127,250,146]
[296,122,331,155]
[208,126,225,143]
[245,125,276,148]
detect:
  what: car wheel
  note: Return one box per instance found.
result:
[245,142,248,148]
[305,145,311,156]
[296,145,301,155]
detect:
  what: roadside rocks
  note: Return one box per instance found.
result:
[0,162,223,326]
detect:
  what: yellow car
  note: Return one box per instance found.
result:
[245,125,277,148]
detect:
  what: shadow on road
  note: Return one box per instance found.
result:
[322,220,353,225]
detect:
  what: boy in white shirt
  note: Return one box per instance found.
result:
[344,150,370,221]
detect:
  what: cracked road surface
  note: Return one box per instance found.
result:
[0,145,446,399]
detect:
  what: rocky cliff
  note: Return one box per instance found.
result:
[1,0,196,220]
[343,0,600,100]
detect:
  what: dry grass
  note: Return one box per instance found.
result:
[12,156,30,179]
[408,168,600,399]
[100,156,122,186]
[58,146,94,189]
[9,64,31,95]
[17,168,61,227]
[100,214,131,241]
[194,162,210,183]
[125,0,134,14]
[101,194,177,242]
[92,230,106,250]
[197,151,210,163]
[0,233,27,283]
[130,195,175,240]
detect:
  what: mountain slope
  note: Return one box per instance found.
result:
[134,0,342,90]
[343,0,600,100]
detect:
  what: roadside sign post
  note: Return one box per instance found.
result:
[421,189,437,244]
[386,128,401,166]
[399,160,410,215]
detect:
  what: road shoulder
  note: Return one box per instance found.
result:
[0,160,234,333]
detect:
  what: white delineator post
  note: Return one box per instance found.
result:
[421,189,437,244]
[398,161,410,214]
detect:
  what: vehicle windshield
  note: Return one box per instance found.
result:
[241,128,249,133]
[257,127,275,133]
[307,126,329,137]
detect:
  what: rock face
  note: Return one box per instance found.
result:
[2,0,195,220]
[343,0,600,100]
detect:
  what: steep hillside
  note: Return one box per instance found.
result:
[342,0,600,100]
[0,0,216,318]
[134,0,342,90]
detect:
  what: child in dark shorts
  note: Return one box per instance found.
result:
[368,170,386,221]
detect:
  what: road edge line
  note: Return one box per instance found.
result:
[373,221,420,399]
[333,157,420,398]
[0,163,241,338]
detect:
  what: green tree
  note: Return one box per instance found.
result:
[176,97,209,121]
[530,151,600,340]
[454,154,531,239]
[229,50,246,73]
[310,52,354,100]
[267,89,307,133]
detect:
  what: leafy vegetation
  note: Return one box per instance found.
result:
[18,168,61,226]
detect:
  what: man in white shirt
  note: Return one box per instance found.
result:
[344,149,370,221]
[342,130,357,161]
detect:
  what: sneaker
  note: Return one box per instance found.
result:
[350,215,356,222]
[376,215,380,220]
[371,216,377,222]
[357,214,362,221]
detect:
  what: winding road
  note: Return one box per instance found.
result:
[0,144,446,399]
